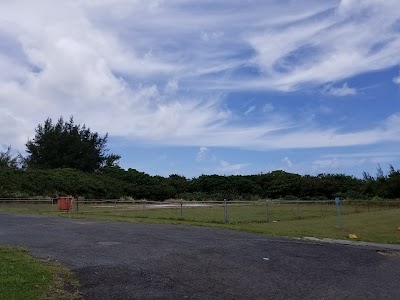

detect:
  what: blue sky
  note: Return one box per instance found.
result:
[1,0,400,178]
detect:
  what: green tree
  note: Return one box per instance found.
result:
[168,174,189,195]
[25,117,120,172]
[0,146,21,169]
[387,165,400,198]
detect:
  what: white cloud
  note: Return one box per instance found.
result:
[317,152,399,172]
[318,105,333,114]
[218,160,249,175]
[164,79,179,94]
[1,0,400,155]
[262,103,274,113]
[282,157,293,168]
[312,158,342,172]
[247,0,400,90]
[250,148,400,176]
[201,31,224,42]
[244,106,256,115]
[1,0,400,94]
[393,76,400,85]
[323,83,357,96]
[323,152,400,159]
[196,146,209,161]
[310,153,396,174]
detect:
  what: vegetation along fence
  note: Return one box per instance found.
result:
[0,198,399,224]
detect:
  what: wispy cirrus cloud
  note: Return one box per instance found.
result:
[196,146,209,161]
[218,160,249,175]
[247,0,400,90]
[311,151,399,174]
[282,157,293,168]
[0,0,400,156]
[244,106,256,116]
[263,103,274,113]
[323,83,357,96]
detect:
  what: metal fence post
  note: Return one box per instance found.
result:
[335,197,343,229]
[142,200,145,216]
[224,199,228,223]
[266,200,269,223]
[320,202,323,217]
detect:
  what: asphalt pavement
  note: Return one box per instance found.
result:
[0,212,399,300]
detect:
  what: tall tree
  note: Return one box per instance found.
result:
[25,117,120,172]
[0,146,21,169]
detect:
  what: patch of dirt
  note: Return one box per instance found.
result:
[41,259,82,300]
[377,250,400,257]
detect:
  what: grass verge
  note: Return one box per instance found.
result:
[0,246,81,300]
[51,208,400,244]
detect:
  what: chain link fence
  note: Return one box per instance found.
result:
[0,198,55,213]
[1,198,399,224]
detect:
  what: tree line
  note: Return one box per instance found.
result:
[1,117,399,200]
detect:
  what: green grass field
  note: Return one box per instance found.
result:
[0,247,80,300]
[1,200,399,244]
[227,209,400,244]
[51,202,400,244]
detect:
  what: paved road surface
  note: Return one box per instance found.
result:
[1,213,399,299]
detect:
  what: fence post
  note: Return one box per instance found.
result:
[320,202,323,217]
[355,199,358,213]
[224,199,228,223]
[335,197,343,229]
[114,199,117,212]
[142,200,145,216]
[180,199,183,218]
[265,200,269,223]
[367,201,370,213]
[76,197,79,212]
[386,199,389,210]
